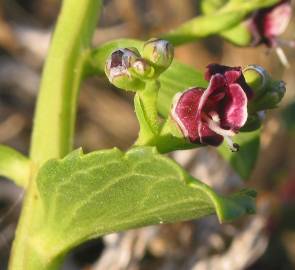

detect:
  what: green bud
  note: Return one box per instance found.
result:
[142,38,174,75]
[248,80,286,112]
[105,48,152,91]
[240,112,264,132]
[131,58,155,79]
[243,65,271,98]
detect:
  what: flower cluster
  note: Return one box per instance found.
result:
[105,39,174,91]
[171,63,286,152]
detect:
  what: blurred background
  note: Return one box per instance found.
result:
[0,0,295,269]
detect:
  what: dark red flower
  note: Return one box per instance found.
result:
[172,64,250,151]
[250,0,292,48]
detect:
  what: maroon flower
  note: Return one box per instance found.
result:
[250,0,292,48]
[172,64,250,151]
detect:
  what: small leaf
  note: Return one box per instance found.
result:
[218,129,260,180]
[0,145,31,187]
[34,147,255,258]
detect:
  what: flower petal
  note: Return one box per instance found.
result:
[197,74,227,146]
[198,74,227,112]
[222,83,248,131]
[264,1,292,38]
[172,88,203,142]
[224,70,241,84]
[206,64,253,98]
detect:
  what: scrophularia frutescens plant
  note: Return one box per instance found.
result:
[0,0,291,269]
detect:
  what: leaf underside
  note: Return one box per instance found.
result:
[35,146,255,257]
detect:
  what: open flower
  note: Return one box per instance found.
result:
[250,0,292,48]
[249,0,292,67]
[221,1,292,67]
[172,64,250,151]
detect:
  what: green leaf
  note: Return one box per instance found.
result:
[201,0,229,14]
[218,129,260,180]
[201,0,252,46]
[34,147,256,258]
[0,145,31,187]
[221,23,253,46]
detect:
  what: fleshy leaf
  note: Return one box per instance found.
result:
[218,129,260,180]
[34,147,255,258]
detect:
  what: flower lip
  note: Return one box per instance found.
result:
[110,50,124,69]
[172,64,249,151]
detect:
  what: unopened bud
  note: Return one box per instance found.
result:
[243,65,271,98]
[105,48,152,91]
[240,112,264,132]
[142,39,174,74]
[131,59,154,79]
[248,80,286,112]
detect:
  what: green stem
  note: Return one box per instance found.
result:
[134,81,161,145]
[161,11,247,45]
[30,0,102,166]
[9,1,102,269]
[0,145,31,188]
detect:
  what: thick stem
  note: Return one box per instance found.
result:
[9,1,102,269]
[30,0,102,166]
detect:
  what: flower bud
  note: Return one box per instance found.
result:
[105,48,152,91]
[131,58,154,79]
[248,80,286,112]
[240,112,265,132]
[142,39,174,75]
[243,65,271,98]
